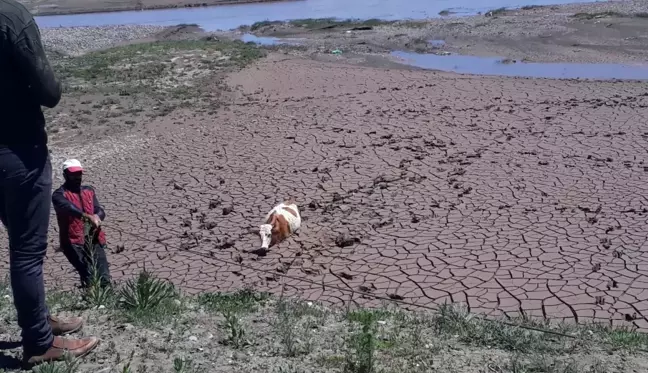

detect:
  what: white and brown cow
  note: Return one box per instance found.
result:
[258,201,301,250]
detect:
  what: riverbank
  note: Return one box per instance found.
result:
[22,0,295,16]
[239,0,648,64]
[38,0,648,65]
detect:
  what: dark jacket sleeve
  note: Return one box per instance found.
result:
[11,19,62,108]
[91,189,106,221]
[52,187,83,218]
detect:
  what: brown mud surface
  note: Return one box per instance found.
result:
[10,46,648,330]
[21,0,293,16]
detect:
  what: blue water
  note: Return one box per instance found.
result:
[35,0,606,31]
[391,51,648,80]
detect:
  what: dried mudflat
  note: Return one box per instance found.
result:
[15,46,648,329]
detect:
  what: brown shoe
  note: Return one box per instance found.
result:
[48,315,84,336]
[24,336,100,367]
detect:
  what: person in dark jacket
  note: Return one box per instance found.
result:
[52,159,111,288]
[0,0,99,366]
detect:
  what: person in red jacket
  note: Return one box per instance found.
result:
[52,159,111,288]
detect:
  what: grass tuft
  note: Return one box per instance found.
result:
[119,271,176,312]
[274,299,325,357]
[118,271,180,324]
[82,222,115,309]
[172,357,194,373]
[344,310,377,373]
[221,307,248,348]
[433,303,564,353]
[33,353,80,373]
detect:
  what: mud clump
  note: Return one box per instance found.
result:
[335,234,360,248]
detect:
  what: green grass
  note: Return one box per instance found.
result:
[246,17,429,32]
[249,20,284,31]
[32,353,80,373]
[572,11,625,20]
[247,17,398,31]
[44,38,266,133]
[197,288,270,313]
[487,7,508,16]
[53,40,264,95]
[0,272,647,372]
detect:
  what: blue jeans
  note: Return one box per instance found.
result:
[0,145,54,356]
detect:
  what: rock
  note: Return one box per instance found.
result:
[189,336,198,342]
[119,323,135,331]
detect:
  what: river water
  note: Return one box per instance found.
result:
[392,51,648,80]
[35,0,605,31]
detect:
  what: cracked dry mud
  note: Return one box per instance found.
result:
[4,52,648,331]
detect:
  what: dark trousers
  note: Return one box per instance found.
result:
[62,235,111,288]
[0,145,54,356]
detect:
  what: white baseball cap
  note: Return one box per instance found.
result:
[62,159,83,173]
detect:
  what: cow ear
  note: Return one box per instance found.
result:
[268,213,277,231]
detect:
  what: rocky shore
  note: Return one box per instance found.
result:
[41,25,167,56]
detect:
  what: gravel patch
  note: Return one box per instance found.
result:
[41,25,166,55]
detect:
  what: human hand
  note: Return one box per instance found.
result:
[92,214,102,227]
[83,213,101,227]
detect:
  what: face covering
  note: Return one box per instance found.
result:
[65,175,82,191]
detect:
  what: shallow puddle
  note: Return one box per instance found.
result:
[36,0,605,31]
[391,51,648,80]
[240,33,302,45]
[428,39,446,47]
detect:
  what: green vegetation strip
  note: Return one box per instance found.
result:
[247,18,427,31]
[0,269,641,373]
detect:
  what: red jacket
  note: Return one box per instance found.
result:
[52,185,106,248]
